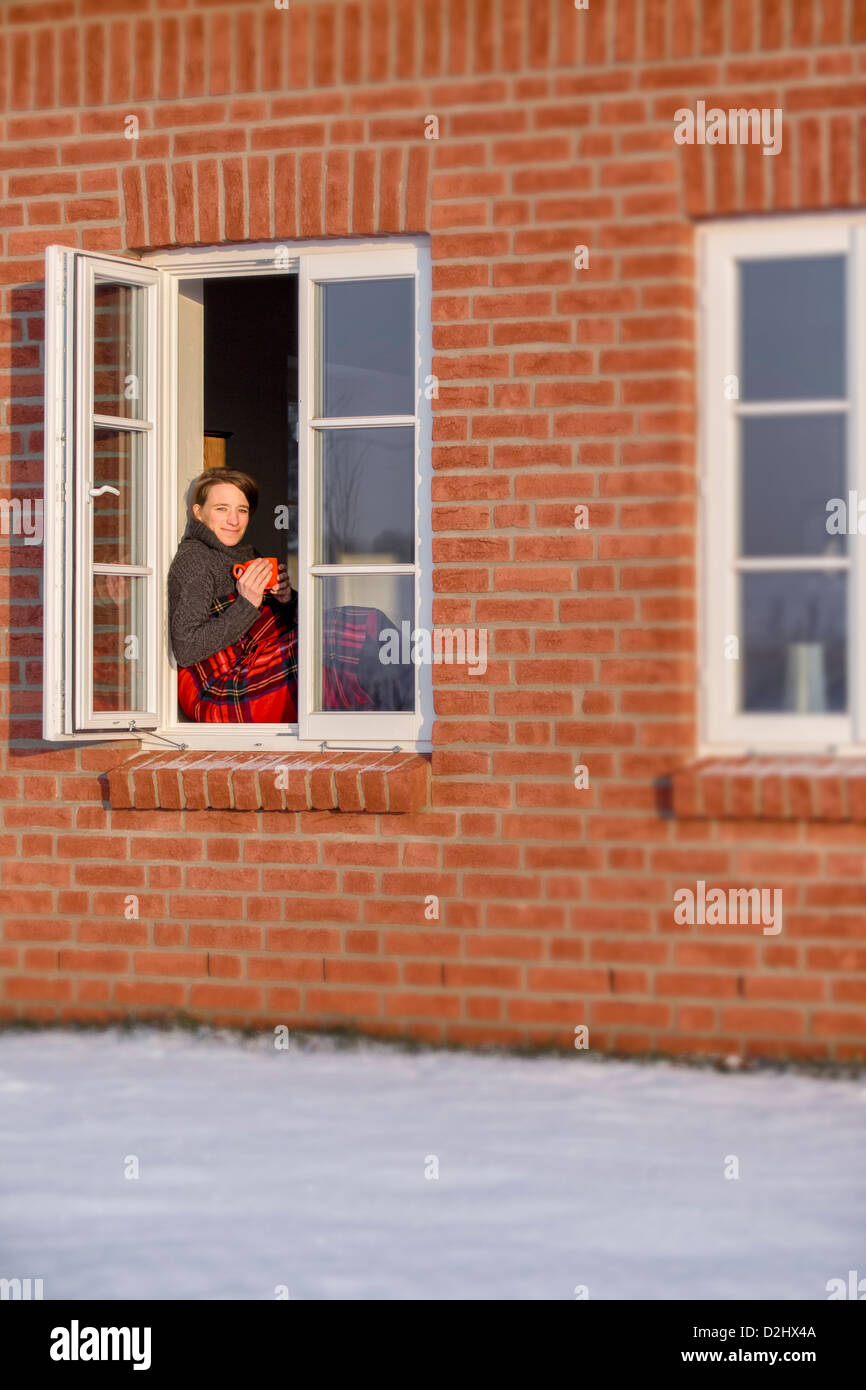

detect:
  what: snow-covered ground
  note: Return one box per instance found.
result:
[0,1027,862,1300]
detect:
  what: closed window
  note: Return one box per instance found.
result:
[701,217,863,751]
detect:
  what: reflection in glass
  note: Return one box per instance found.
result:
[314,574,415,713]
[317,427,414,564]
[739,256,845,401]
[92,574,147,712]
[93,281,147,418]
[740,571,846,713]
[92,430,145,566]
[740,413,847,557]
[319,278,414,417]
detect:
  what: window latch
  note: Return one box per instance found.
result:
[128,720,188,751]
[321,740,402,753]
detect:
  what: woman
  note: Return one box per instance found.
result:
[168,469,412,723]
[168,469,299,723]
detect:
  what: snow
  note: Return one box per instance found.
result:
[0,1027,862,1300]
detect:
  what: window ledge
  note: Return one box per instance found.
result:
[107,750,430,813]
[671,757,866,821]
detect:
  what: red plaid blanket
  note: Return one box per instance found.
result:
[177,592,298,723]
[177,596,413,724]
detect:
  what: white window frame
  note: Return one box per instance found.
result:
[44,237,433,752]
[700,213,866,755]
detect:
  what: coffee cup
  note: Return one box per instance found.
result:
[233,557,280,590]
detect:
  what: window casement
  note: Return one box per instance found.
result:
[43,239,432,752]
[701,215,866,754]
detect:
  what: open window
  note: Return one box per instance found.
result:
[43,239,432,751]
[701,215,866,753]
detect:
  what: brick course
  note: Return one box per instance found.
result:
[1,0,866,1059]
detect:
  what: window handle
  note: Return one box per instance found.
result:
[89,485,120,499]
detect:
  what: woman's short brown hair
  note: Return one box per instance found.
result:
[192,468,258,515]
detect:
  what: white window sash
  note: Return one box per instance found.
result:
[700,217,861,753]
[297,247,424,744]
[44,246,161,739]
[75,255,160,731]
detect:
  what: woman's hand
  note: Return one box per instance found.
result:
[235,557,273,609]
[271,564,294,604]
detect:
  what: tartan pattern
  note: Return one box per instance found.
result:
[176,596,411,723]
[321,605,379,712]
[177,593,298,724]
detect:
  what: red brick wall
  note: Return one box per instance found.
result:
[2,0,866,1060]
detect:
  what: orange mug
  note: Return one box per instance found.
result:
[233,557,280,591]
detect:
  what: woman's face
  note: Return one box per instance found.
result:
[193,483,251,546]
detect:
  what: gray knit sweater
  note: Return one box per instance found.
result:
[167,517,296,667]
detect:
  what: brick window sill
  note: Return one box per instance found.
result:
[107,750,430,813]
[671,757,866,821]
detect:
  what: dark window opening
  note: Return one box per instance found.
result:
[202,274,299,583]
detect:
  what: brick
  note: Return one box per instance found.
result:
[189,984,262,1011]
[721,1007,805,1037]
[305,988,381,1018]
[115,981,186,1007]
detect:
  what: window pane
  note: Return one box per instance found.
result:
[319,278,414,417]
[92,575,147,712]
[92,429,146,566]
[317,426,414,564]
[740,413,847,557]
[740,571,846,713]
[739,256,845,401]
[313,574,415,713]
[93,280,147,418]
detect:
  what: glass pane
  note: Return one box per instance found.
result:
[740,413,847,557]
[740,571,846,713]
[739,256,845,401]
[314,574,415,713]
[92,575,147,712]
[319,278,414,417]
[92,429,146,566]
[93,280,147,418]
[317,426,414,564]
